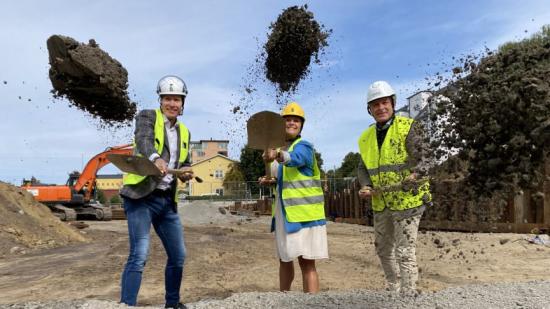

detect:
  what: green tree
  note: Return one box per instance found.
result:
[96,190,107,204]
[223,162,246,196]
[110,194,122,204]
[338,152,362,177]
[325,169,337,178]
[238,145,265,195]
[314,150,326,177]
[324,152,361,193]
[239,145,264,181]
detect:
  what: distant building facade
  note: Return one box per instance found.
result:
[395,91,433,119]
[189,139,229,164]
[407,91,433,119]
[96,174,123,200]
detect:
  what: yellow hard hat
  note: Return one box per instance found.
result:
[281,102,305,121]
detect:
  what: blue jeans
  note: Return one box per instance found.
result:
[120,192,186,306]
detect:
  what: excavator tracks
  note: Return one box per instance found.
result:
[93,206,112,221]
[52,204,77,221]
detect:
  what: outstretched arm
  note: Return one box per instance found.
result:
[278,142,313,168]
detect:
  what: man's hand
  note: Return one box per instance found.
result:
[358,186,375,199]
[405,172,418,182]
[258,176,277,186]
[262,149,277,163]
[177,167,194,182]
[154,158,168,175]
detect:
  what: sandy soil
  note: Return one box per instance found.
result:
[0,203,549,306]
[0,182,86,258]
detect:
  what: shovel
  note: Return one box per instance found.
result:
[246,111,286,179]
[361,177,430,196]
[107,154,203,183]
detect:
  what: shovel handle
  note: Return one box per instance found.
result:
[264,162,272,178]
[166,169,203,183]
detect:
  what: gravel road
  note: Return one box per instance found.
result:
[2,280,549,309]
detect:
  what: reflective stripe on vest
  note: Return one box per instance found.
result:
[358,116,431,212]
[123,109,189,188]
[273,138,326,222]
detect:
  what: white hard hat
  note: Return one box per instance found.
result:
[157,75,188,97]
[367,81,396,105]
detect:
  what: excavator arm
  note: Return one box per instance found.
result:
[74,144,133,200]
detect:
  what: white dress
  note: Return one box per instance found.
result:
[272,161,329,262]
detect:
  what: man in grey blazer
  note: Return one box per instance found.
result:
[119,75,193,309]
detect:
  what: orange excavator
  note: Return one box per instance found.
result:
[21,144,133,221]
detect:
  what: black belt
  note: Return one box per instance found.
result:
[152,188,173,197]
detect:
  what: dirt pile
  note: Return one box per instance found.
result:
[264,5,331,92]
[429,26,550,200]
[0,181,86,257]
[47,35,136,124]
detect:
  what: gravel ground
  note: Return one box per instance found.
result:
[2,280,549,309]
[180,201,243,225]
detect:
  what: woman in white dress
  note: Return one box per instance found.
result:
[260,102,329,293]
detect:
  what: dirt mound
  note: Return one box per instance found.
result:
[429,26,550,198]
[0,181,86,257]
[264,5,331,92]
[47,35,136,125]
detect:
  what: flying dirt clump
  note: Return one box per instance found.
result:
[47,35,136,124]
[429,25,550,198]
[264,5,331,92]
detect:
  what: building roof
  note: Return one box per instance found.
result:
[191,154,237,166]
[406,90,433,100]
[97,174,123,179]
[190,139,229,144]
[395,105,408,113]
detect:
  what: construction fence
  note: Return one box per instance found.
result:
[228,168,550,233]
[110,158,550,234]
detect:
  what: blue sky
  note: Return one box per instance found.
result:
[0,0,548,184]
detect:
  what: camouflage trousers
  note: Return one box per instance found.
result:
[373,207,422,292]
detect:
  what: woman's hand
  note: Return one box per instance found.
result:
[262,149,277,163]
[258,176,277,186]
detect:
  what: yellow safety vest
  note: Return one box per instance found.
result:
[358,116,431,212]
[123,109,189,186]
[273,138,326,222]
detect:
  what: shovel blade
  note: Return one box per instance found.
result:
[246,111,286,150]
[107,154,162,176]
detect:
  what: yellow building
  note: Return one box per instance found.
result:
[185,154,236,196]
[96,174,123,190]
[96,174,124,201]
